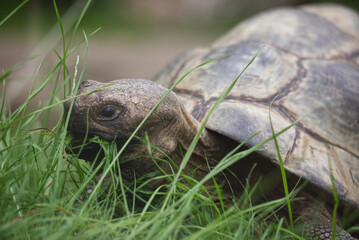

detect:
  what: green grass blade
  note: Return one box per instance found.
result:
[329,156,339,240]
[0,0,29,27]
[269,97,294,230]
[0,56,37,83]
[279,227,305,240]
[53,0,68,82]
[0,76,6,118]
[65,0,92,54]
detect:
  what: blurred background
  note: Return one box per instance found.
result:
[1,0,358,113]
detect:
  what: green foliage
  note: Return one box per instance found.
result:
[1,1,349,240]
[0,69,299,240]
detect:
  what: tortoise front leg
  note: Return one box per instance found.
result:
[293,194,357,240]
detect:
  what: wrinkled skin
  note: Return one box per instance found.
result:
[64,79,235,186]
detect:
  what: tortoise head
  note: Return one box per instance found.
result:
[64,79,192,182]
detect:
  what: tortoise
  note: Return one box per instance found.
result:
[64,3,359,239]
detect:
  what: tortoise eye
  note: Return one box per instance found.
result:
[98,106,120,121]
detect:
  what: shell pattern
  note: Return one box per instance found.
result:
[154,4,359,208]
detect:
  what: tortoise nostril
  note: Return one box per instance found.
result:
[81,80,96,88]
[73,99,79,108]
[81,80,89,86]
[64,98,79,116]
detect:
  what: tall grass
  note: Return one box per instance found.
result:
[1,1,354,239]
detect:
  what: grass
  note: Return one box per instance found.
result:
[269,97,294,230]
[0,0,29,27]
[1,1,358,239]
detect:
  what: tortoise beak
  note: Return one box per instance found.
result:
[65,132,104,162]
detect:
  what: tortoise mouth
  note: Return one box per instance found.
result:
[66,131,141,162]
[66,133,103,162]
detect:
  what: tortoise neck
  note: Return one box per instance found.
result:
[174,105,237,178]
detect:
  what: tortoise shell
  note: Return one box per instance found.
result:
[154,4,359,208]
